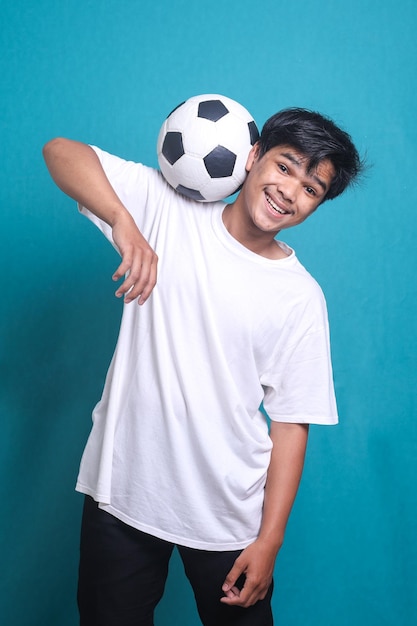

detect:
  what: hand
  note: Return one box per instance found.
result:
[220,540,277,608]
[111,212,158,305]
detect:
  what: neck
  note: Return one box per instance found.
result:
[222,204,288,260]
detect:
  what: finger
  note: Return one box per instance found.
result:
[112,243,153,287]
[221,585,241,600]
[115,275,137,300]
[112,257,133,284]
[222,561,244,596]
[127,256,157,303]
[221,580,249,606]
[220,587,254,607]
[136,253,158,304]
[124,260,158,305]
[113,252,158,303]
[221,576,267,608]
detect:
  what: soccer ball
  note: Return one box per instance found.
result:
[157,94,259,202]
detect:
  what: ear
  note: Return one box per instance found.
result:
[245,142,260,172]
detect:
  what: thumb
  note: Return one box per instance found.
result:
[222,559,245,593]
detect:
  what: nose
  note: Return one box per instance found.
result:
[278,179,297,203]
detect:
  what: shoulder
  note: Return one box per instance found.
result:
[267,252,329,330]
[90,145,194,212]
[272,246,326,301]
[91,145,161,185]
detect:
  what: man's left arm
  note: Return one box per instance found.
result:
[221,421,309,607]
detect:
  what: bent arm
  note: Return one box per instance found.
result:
[221,421,309,607]
[43,138,158,304]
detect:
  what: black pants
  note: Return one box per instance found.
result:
[78,497,274,626]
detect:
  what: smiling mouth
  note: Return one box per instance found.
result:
[265,192,291,215]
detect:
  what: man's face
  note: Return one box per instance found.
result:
[241,143,335,234]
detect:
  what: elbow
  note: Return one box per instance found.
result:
[42,137,67,163]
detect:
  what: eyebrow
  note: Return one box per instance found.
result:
[280,151,329,193]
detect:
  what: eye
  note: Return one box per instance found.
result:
[305,186,316,196]
[278,163,288,173]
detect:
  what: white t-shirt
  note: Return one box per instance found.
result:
[76,147,338,550]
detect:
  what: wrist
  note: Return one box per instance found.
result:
[256,530,284,554]
[108,204,134,228]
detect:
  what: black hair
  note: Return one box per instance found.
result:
[258,108,364,200]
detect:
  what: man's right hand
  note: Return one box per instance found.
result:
[111,212,158,305]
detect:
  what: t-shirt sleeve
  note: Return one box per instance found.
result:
[261,290,338,426]
[77,146,163,251]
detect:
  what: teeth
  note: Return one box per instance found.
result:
[266,193,287,214]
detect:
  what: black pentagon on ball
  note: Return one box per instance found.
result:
[198,100,229,122]
[162,131,185,165]
[176,184,206,201]
[248,120,260,145]
[204,145,236,178]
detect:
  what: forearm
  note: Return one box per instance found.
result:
[221,421,309,607]
[42,138,131,228]
[258,421,309,553]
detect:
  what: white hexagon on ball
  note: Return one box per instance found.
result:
[157,94,259,202]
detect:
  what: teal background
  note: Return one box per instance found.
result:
[1,0,416,624]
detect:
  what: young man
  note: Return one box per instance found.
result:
[43,108,363,626]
